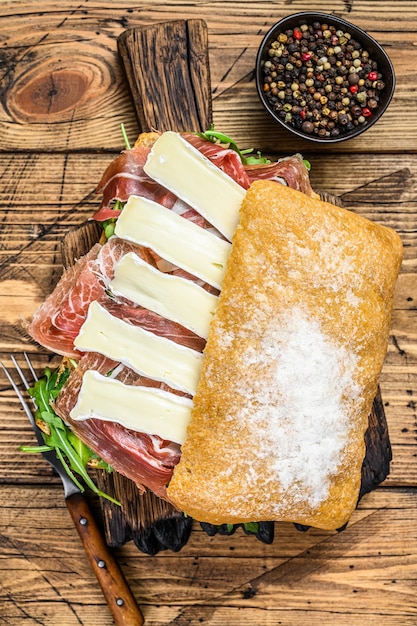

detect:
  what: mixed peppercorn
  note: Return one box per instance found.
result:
[260,21,386,138]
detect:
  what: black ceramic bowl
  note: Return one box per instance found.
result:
[255,12,395,143]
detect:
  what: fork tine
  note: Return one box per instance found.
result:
[10,354,32,391]
[24,352,39,382]
[0,359,35,424]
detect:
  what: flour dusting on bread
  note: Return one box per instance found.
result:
[232,306,361,510]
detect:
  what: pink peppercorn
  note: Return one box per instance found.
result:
[368,71,378,81]
[362,107,372,117]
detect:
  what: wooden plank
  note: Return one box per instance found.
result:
[0,4,416,153]
[0,1,416,623]
[0,486,416,625]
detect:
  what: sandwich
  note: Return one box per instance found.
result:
[27,129,402,531]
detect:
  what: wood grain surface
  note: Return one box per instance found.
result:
[0,1,416,625]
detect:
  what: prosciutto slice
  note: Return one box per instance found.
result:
[181,132,251,188]
[182,132,316,197]
[93,144,177,220]
[28,237,205,358]
[245,155,316,197]
[55,353,183,500]
[28,238,155,358]
[93,132,315,223]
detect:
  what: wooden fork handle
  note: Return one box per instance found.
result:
[66,492,145,625]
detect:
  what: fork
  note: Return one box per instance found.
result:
[1,353,145,626]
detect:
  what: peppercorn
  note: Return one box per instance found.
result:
[302,120,315,133]
[348,73,360,85]
[350,105,362,118]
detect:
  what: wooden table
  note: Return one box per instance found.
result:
[1,2,416,624]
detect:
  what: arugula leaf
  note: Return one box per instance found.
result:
[102,199,126,240]
[120,122,131,150]
[21,364,120,506]
[196,126,271,165]
[243,522,259,534]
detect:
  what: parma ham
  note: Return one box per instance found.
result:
[93,132,316,223]
[28,238,155,358]
[54,353,182,499]
[93,142,177,220]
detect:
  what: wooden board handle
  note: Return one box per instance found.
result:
[118,19,212,132]
[66,492,145,625]
[61,21,392,552]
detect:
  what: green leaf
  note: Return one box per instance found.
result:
[67,430,93,467]
[121,122,131,150]
[101,200,126,242]
[103,221,116,240]
[20,445,53,453]
[40,410,65,429]
[243,521,259,534]
[196,126,271,166]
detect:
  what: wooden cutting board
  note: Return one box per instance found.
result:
[62,19,392,554]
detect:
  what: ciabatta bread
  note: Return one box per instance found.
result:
[167,181,402,530]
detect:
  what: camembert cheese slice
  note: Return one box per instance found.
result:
[70,370,193,445]
[114,195,232,289]
[143,131,246,241]
[74,301,203,395]
[109,252,218,339]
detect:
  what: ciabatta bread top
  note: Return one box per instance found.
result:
[167,181,402,529]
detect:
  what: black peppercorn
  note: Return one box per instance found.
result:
[348,73,360,85]
[301,120,315,133]
[350,105,362,118]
